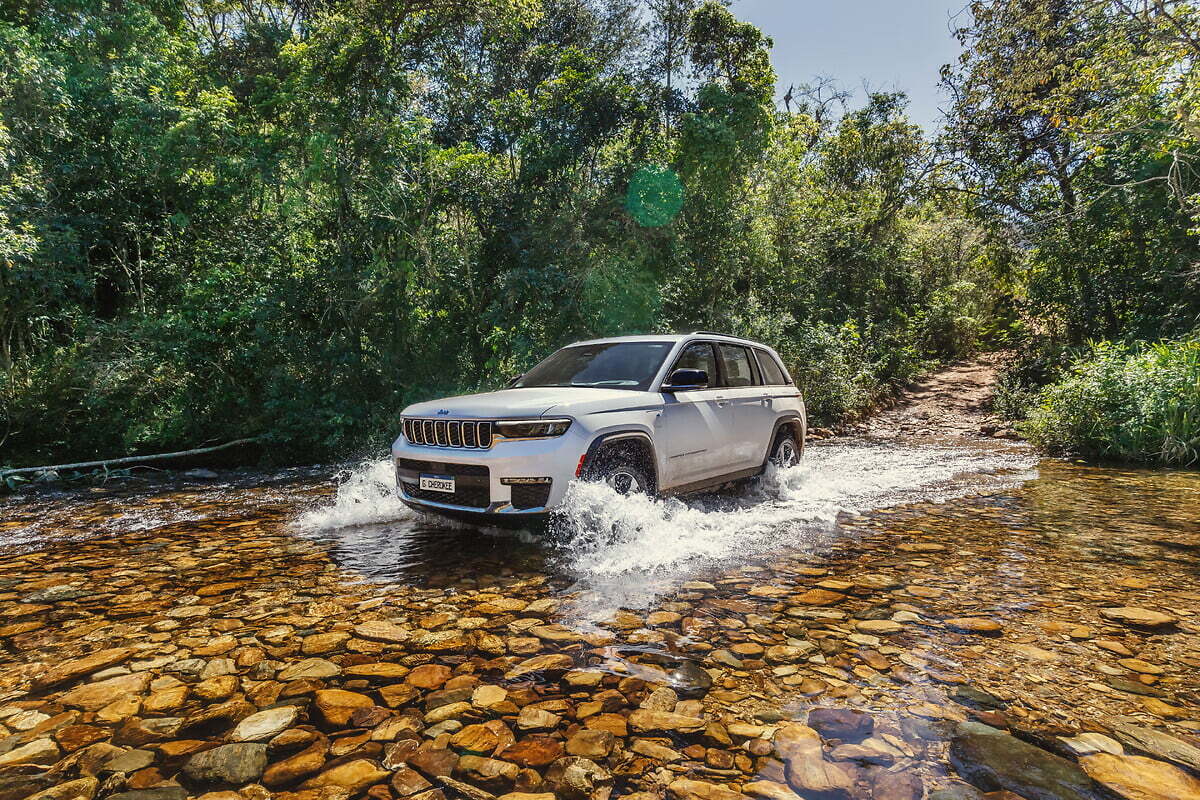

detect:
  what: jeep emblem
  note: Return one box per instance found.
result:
[436,409,451,416]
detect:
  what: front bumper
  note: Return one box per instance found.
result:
[390,424,590,518]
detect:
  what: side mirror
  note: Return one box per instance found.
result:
[662,368,708,392]
[505,374,523,388]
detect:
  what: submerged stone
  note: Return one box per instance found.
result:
[949,721,1103,800]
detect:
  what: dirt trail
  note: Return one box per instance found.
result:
[851,351,1020,440]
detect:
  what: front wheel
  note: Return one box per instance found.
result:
[584,447,652,495]
[770,430,802,468]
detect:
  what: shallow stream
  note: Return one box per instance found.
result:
[0,437,1197,799]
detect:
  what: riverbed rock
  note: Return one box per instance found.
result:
[303,759,390,794]
[1107,723,1200,772]
[629,709,706,734]
[32,648,135,690]
[315,689,375,726]
[806,708,873,742]
[183,743,269,785]
[1080,753,1200,800]
[505,655,574,679]
[0,738,60,768]
[772,724,854,800]
[670,778,750,800]
[944,618,1003,635]
[278,659,341,681]
[948,721,1101,800]
[1098,608,1178,629]
[58,672,150,711]
[230,706,299,742]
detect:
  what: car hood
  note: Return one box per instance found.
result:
[403,387,650,418]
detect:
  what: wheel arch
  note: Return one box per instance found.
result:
[762,413,806,470]
[581,430,659,493]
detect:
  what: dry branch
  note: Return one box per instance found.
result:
[1,438,262,479]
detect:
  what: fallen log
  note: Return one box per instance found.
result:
[1,437,262,480]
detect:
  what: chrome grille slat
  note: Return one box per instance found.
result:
[402,417,494,450]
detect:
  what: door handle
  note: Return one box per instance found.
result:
[715,395,728,407]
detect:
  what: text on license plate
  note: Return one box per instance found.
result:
[419,474,455,493]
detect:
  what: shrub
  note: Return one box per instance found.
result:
[1024,337,1200,465]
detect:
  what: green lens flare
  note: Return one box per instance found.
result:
[625,165,684,227]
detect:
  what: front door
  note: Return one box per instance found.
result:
[656,341,733,487]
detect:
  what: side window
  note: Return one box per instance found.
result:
[717,344,757,387]
[669,342,717,387]
[755,348,788,385]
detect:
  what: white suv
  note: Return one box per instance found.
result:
[391,333,806,524]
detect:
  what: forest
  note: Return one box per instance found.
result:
[1,0,1198,470]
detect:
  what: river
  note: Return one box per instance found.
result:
[0,437,1197,800]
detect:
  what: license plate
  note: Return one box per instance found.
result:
[419,474,455,493]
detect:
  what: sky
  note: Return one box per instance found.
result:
[734,0,970,131]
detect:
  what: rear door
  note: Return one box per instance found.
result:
[714,343,769,470]
[656,341,733,487]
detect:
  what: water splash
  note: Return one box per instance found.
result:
[293,459,413,531]
[549,439,1037,620]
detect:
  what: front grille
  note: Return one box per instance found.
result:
[404,418,493,449]
[396,458,488,476]
[510,482,552,510]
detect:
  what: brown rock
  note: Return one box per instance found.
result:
[32,648,134,690]
[456,755,519,791]
[392,766,433,796]
[25,777,99,800]
[264,740,330,787]
[504,655,574,680]
[451,724,501,755]
[629,709,705,734]
[194,674,239,702]
[54,725,110,753]
[58,672,150,711]
[566,730,615,759]
[794,590,846,606]
[303,759,390,794]
[315,689,376,726]
[409,743,459,778]
[669,778,750,800]
[1099,608,1178,629]
[1080,753,1200,800]
[345,663,411,681]
[773,725,853,800]
[406,664,452,690]
[945,618,1004,635]
[380,683,420,708]
[499,738,563,768]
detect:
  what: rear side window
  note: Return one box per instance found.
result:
[670,342,718,386]
[717,344,757,387]
[755,348,789,385]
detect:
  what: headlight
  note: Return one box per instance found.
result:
[495,418,572,439]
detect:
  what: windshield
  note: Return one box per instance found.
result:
[514,341,673,391]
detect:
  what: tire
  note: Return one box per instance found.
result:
[584,447,652,495]
[769,429,801,468]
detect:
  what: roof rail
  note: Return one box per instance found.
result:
[690,330,739,338]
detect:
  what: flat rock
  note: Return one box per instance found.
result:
[1108,723,1200,772]
[0,738,60,768]
[504,654,574,679]
[1080,753,1200,800]
[354,621,411,643]
[772,724,854,800]
[278,658,342,681]
[1099,608,1178,629]
[669,778,751,800]
[314,689,375,726]
[25,777,99,800]
[806,708,873,742]
[230,706,298,742]
[944,618,1003,635]
[948,721,1101,800]
[183,742,269,785]
[629,709,706,734]
[303,759,390,794]
[32,648,134,690]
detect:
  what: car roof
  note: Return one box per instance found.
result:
[568,332,766,347]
